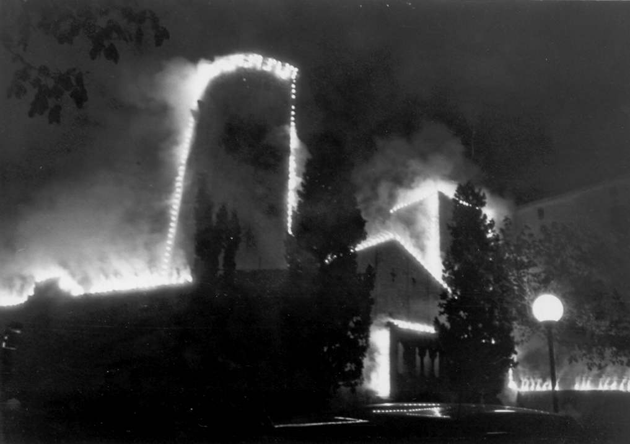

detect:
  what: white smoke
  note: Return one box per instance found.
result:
[123,55,308,271]
[0,59,204,306]
[354,122,478,231]
[0,168,170,305]
[119,57,205,166]
[353,121,513,265]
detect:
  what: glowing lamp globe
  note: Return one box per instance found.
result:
[532,294,564,323]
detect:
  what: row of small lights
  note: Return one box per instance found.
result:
[287,70,299,234]
[354,231,447,289]
[389,192,436,214]
[514,377,630,393]
[161,114,197,277]
[14,55,296,303]
[389,318,436,334]
[274,417,368,428]
[30,270,193,299]
[374,402,442,408]
[374,407,447,419]
[508,369,630,393]
[161,53,299,275]
[372,403,442,414]
[390,192,477,215]
[86,273,193,296]
[389,180,457,214]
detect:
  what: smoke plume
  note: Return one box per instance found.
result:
[0,53,308,305]
[0,58,204,305]
[354,121,479,232]
[353,120,514,277]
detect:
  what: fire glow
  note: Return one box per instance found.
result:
[390,319,436,334]
[508,369,630,393]
[384,179,449,286]
[355,231,446,289]
[389,179,457,214]
[161,53,300,276]
[380,178,509,290]
[390,179,502,222]
[365,319,436,399]
[0,53,300,306]
[1,268,193,307]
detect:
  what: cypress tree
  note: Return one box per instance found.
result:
[436,182,515,402]
[288,132,374,397]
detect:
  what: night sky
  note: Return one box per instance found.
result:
[1,0,630,301]
[3,1,630,198]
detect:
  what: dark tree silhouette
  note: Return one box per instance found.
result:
[193,185,243,295]
[2,0,170,123]
[193,186,222,291]
[288,132,374,397]
[221,209,241,287]
[501,219,630,369]
[436,182,516,402]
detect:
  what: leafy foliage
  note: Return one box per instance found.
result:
[192,183,242,293]
[291,133,367,266]
[501,220,630,369]
[193,185,220,289]
[288,132,375,396]
[436,182,516,402]
[2,0,170,123]
[315,258,375,394]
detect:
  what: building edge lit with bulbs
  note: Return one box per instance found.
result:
[2,48,630,406]
[354,192,454,400]
[356,173,630,400]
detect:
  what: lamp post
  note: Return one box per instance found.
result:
[532,294,564,413]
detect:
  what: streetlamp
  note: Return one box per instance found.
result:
[532,294,564,413]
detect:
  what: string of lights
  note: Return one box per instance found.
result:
[160,53,300,279]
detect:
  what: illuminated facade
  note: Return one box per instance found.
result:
[357,237,445,400]
[0,54,301,306]
[355,190,458,400]
[170,53,301,272]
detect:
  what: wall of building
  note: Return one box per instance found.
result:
[357,241,442,326]
[514,175,630,237]
[357,240,445,400]
[438,192,454,259]
[183,73,292,271]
